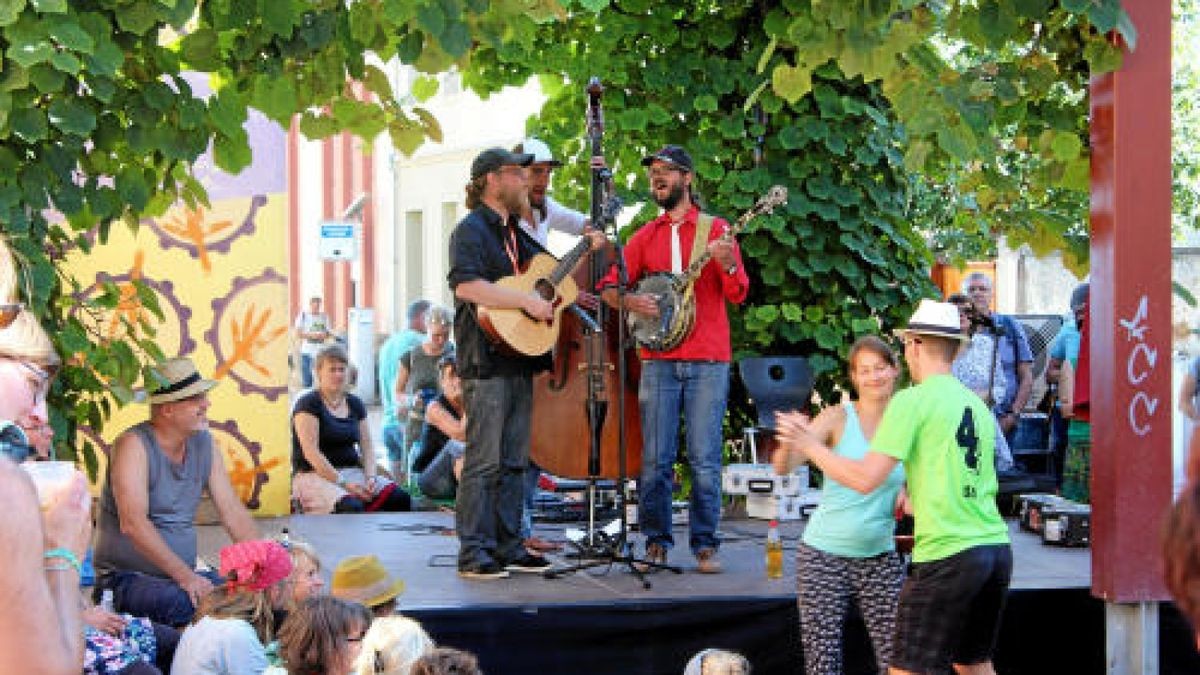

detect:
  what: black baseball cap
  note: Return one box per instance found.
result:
[641,145,693,172]
[470,147,534,179]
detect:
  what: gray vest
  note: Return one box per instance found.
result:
[94,421,213,579]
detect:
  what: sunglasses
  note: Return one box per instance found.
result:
[0,303,24,329]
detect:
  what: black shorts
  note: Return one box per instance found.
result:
[892,543,1013,672]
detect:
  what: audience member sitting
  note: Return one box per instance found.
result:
[410,647,482,675]
[682,648,751,675]
[331,554,406,618]
[17,418,182,675]
[413,355,466,500]
[170,540,293,674]
[352,616,435,675]
[1164,480,1200,646]
[275,595,373,675]
[395,306,455,467]
[280,537,326,612]
[292,344,412,514]
[94,357,260,627]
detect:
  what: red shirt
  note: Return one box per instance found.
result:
[598,205,749,362]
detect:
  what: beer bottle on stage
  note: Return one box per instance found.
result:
[765,520,783,579]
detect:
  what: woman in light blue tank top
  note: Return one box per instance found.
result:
[775,336,907,675]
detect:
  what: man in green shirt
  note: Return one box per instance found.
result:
[778,299,1012,675]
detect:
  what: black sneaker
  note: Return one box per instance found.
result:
[458,560,510,580]
[505,552,552,573]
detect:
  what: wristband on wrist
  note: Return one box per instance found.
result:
[44,548,82,574]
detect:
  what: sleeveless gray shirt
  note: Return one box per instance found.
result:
[94,421,213,578]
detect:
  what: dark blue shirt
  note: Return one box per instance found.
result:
[447,204,552,379]
[291,390,368,471]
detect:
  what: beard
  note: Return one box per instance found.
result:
[653,183,686,210]
[502,184,527,214]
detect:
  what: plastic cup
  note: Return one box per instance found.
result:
[22,460,79,510]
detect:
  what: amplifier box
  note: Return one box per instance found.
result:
[1017,493,1066,533]
[1040,502,1091,547]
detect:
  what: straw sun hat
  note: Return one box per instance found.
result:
[331,555,405,608]
[147,357,218,404]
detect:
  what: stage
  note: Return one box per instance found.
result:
[200,512,1200,674]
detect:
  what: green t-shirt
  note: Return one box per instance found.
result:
[873,374,1009,563]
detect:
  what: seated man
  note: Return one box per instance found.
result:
[94,358,259,627]
[414,355,466,500]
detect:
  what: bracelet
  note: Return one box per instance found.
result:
[44,548,82,574]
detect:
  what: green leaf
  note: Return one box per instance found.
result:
[0,0,26,26]
[1050,132,1082,161]
[1085,0,1122,34]
[179,28,221,70]
[1083,36,1124,74]
[260,0,298,37]
[47,17,94,52]
[48,97,97,136]
[692,94,718,112]
[10,107,48,141]
[411,75,439,102]
[441,18,471,57]
[29,0,64,11]
[115,167,150,211]
[213,129,252,174]
[115,0,160,34]
[771,63,812,104]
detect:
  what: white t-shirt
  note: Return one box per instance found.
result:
[294,311,330,357]
[518,195,587,247]
[170,616,270,675]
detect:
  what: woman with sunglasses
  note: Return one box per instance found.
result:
[0,239,93,672]
[273,595,373,675]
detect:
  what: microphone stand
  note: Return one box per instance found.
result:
[544,78,679,585]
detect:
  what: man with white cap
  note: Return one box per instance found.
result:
[94,357,259,626]
[777,299,1011,675]
[512,137,590,247]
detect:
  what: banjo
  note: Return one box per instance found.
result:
[628,185,787,351]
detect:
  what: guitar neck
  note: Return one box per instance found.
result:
[548,236,592,286]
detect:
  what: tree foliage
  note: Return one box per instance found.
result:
[0,0,553,465]
[1176,0,1200,234]
[463,0,1128,396]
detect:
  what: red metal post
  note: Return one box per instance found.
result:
[1088,0,1172,602]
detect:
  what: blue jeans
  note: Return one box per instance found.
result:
[457,375,533,567]
[300,354,314,387]
[101,569,223,627]
[418,439,465,500]
[382,423,405,463]
[638,360,729,554]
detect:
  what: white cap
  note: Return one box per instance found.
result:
[515,138,561,166]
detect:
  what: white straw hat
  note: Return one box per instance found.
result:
[894,299,969,342]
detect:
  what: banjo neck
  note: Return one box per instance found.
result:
[677,186,787,286]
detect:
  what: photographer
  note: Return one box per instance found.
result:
[948,293,1014,471]
[963,272,1034,443]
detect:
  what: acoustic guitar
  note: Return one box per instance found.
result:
[477,235,594,357]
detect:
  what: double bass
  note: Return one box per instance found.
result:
[529,78,643,480]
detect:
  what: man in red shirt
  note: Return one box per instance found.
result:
[600,145,749,573]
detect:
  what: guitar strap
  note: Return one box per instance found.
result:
[688,213,715,269]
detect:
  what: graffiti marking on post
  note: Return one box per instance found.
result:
[1120,295,1158,437]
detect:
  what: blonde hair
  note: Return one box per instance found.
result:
[0,235,17,302]
[283,539,322,610]
[193,584,278,646]
[0,310,61,372]
[352,616,435,675]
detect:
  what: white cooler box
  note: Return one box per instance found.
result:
[723,463,819,521]
[723,463,806,496]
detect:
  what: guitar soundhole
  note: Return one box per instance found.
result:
[534,278,555,302]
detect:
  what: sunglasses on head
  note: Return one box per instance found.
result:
[0,303,24,329]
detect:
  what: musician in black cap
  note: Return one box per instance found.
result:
[448,147,605,579]
[599,144,749,574]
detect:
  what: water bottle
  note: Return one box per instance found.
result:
[765,520,783,579]
[100,589,115,614]
[624,480,639,530]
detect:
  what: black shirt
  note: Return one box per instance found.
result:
[413,394,462,473]
[291,390,368,472]
[447,204,552,379]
